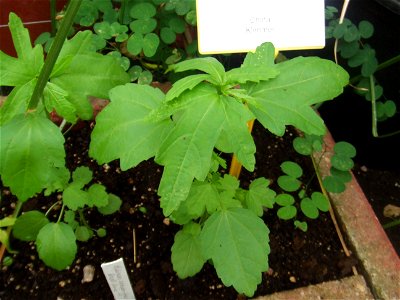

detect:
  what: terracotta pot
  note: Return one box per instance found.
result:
[0,0,68,56]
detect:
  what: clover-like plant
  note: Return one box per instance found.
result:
[293,134,356,193]
[325,5,399,137]
[89,42,348,296]
[38,0,198,83]
[12,166,121,270]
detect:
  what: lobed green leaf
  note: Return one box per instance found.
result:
[0,114,67,201]
[89,84,172,170]
[171,222,206,278]
[200,208,270,297]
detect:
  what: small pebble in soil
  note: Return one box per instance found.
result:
[82,265,95,283]
[59,280,66,287]
[289,276,297,283]
[163,218,170,226]
[361,165,368,172]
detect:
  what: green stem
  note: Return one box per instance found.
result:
[383,218,400,229]
[78,210,90,227]
[350,54,400,84]
[28,0,82,110]
[50,0,57,36]
[57,204,66,223]
[369,76,378,138]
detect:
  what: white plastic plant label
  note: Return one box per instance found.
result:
[101,258,136,300]
[196,0,325,54]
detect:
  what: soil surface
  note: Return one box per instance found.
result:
[0,121,354,299]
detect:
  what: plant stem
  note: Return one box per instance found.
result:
[50,0,57,36]
[350,54,400,85]
[369,76,379,138]
[28,0,82,110]
[0,200,23,263]
[383,218,400,229]
[57,204,66,223]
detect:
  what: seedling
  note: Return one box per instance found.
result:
[89,42,349,296]
[12,166,122,270]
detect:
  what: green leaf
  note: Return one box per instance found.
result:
[97,228,107,237]
[247,57,349,136]
[63,184,90,210]
[8,12,33,60]
[171,57,226,85]
[36,222,77,270]
[200,208,270,297]
[331,154,354,171]
[330,168,352,183]
[127,33,143,55]
[333,23,347,39]
[64,210,76,224]
[160,27,177,44]
[323,175,346,193]
[171,180,219,224]
[216,96,256,171]
[294,220,308,232]
[277,205,297,220]
[143,33,159,57]
[359,20,374,39]
[165,74,212,101]
[334,141,356,158]
[339,41,359,59]
[293,136,313,155]
[226,66,279,84]
[171,222,206,278]
[0,114,67,201]
[242,42,276,68]
[218,175,240,200]
[94,21,113,39]
[13,211,49,241]
[130,18,157,34]
[343,24,360,42]
[245,178,276,216]
[277,176,301,192]
[312,192,330,212]
[280,161,302,178]
[0,230,15,253]
[275,194,295,206]
[87,184,109,208]
[0,79,36,125]
[90,84,172,170]
[300,198,319,219]
[43,82,77,123]
[0,51,41,86]
[0,217,16,227]
[130,2,156,19]
[51,53,130,120]
[168,16,186,33]
[97,194,122,215]
[56,30,95,60]
[72,166,93,189]
[75,226,93,242]
[138,70,153,85]
[156,84,226,216]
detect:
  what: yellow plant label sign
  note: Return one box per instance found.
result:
[196,0,325,54]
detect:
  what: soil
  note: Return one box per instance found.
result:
[0,121,355,300]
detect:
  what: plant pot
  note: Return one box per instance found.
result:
[0,0,67,56]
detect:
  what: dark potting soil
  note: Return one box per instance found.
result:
[0,121,355,300]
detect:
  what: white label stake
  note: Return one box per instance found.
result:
[196,0,326,54]
[101,258,136,300]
